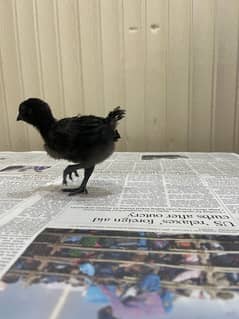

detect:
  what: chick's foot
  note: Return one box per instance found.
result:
[62,164,81,185]
[62,185,88,196]
[62,166,94,196]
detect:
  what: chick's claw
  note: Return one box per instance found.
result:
[62,186,88,196]
[74,171,79,177]
[62,165,80,185]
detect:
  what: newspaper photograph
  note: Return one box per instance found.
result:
[0,228,238,318]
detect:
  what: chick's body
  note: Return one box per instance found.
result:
[17,98,125,195]
[45,115,116,167]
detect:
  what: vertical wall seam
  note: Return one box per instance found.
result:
[232,3,239,152]
[165,0,170,151]
[187,0,193,151]
[0,48,12,149]
[33,0,45,99]
[98,0,105,115]
[143,0,147,151]
[75,0,85,114]
[12,0,30,149]
[53,0,66,116]
[210,0,217,151]
[120,0,128,151]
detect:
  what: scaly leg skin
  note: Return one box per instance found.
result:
[62,164,81,185]
[62,166,95,196]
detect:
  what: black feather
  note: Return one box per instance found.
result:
[17,98,126,171]
[106,106,126,129]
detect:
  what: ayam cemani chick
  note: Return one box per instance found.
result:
[17,98,125,195]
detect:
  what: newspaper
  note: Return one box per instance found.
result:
[50,152,239,234]
[1,228,239,319]
[0,152,239,276]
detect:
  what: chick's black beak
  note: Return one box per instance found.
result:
[17,113,22,121]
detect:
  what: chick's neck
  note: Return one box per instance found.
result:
[35,115,56,140]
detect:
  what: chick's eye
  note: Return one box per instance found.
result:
[23,108,32,116]
[27,108,32,115]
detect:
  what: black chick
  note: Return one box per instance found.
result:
[17,98,125,195]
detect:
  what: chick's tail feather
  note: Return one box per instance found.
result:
[106,107,126,129]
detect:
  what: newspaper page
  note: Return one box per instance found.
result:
[0,151,239,318]
[0,152,70,277]
[50,152,239,234]
[0,151,239,279]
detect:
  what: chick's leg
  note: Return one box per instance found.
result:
[62,164,82,185]
[62,166,95,196]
